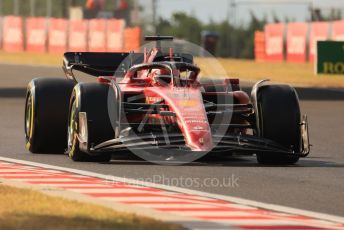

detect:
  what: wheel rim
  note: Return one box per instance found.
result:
[25,93,32,139]
[68,99,77,154]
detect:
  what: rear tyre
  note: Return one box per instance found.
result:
[255,85,301,165]
[25,78,75,153]
[67,83,115,162]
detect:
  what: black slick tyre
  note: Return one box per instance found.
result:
[25,78,75,153]
[67,83,115,162]
[255,85,301,165]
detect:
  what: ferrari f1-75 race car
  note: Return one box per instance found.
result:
[25,36,310,164]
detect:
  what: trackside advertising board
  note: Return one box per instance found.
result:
[26,17,47,53]
[88,19,106,52]
[107,19,125,52]
[68,20,87,52]
[316,41,344,74]
[265,23,285,61]
[332,20,344,41]
[309,22,329,63]
[48,18,68,53]
[3,16,24,52]
[287,23,308,63]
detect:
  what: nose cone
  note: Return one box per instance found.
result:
[187,130,213,151]
[144,87,214,152]
[172,93,213,152]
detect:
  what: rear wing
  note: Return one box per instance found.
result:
[63,52,144,79]
[63,51,194,81]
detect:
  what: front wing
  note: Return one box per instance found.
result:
[90,127,310,158]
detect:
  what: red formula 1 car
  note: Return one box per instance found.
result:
[25,36,310,164]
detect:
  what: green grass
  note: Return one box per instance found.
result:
[196,58,344,88]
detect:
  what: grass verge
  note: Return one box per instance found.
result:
[0,51,60,66]
[0,184,182,230]
[196,58,344,88]
[0,51,343,88]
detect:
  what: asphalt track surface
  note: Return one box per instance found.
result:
[0,64,344,217]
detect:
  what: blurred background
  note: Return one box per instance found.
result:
[0,0,343,58]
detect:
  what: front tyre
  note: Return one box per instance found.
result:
[67,83,115,162]
[255,84,301,165]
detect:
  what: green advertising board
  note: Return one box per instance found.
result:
[317,41,344,74]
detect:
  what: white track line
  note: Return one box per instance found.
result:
[10,178,90,182]
[135,204,219,209]
[44,183,116,188]
[212,220,314,225]
[104,197,196,202]
[0,156,343,225]
[164,211,267,217]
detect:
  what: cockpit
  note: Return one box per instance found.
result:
[128,62,200,87]
[124,35,200,87]
[153,63,201,87]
